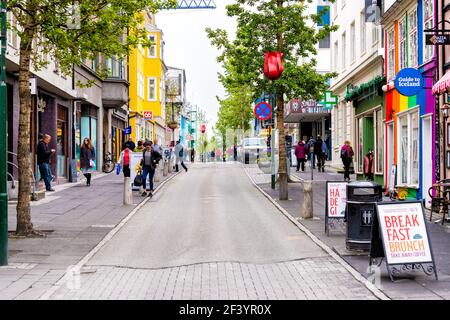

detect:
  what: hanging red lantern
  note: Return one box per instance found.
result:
[264,52,284,80]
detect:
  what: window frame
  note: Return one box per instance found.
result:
[360,10,366,55]
[148,77,157,102]
[408,8,418,68]
[148,35,157,58]
[387,28,395,81]
[422,0,434,62]
[396,107,420,188]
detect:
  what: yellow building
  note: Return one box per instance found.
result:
[129,12,167,147]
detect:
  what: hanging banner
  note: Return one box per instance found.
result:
[325,181,348,236]
[374,201,438,281]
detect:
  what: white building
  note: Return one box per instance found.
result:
[329,0,384,182]
[284,0,332,146]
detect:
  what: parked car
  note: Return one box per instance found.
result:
[238,137,267,164]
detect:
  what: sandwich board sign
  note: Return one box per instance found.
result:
[325,181,348,236]
[370,201,438,281]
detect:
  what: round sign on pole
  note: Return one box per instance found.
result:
[254,102,272,121]
[395,68,424,96]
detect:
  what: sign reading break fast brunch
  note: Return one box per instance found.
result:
[376,202,434,265]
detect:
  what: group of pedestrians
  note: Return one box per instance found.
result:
[294,135,328,172]
[293,135,355,182]
[118,138,188,198]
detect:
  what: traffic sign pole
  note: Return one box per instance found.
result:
[1,0,8,266]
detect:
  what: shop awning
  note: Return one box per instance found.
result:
[432,71,450,96]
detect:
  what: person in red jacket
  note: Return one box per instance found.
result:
[295,141,307,172]
[340,140,354,182]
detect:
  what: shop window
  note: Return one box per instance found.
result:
[357,117,364,173]
[397,108,419,186]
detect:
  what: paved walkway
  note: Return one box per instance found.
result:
[244,164,450,300]
[45,162,380,300]
[0,167,178,300]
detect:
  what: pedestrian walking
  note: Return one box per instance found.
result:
[124,136,136,151]
[314,135,326,172]
[174,141,188,172]
[134,140,145,152]
[306,136,316,169]
[140,141,162,197]
[118,145,132,178]
[341,140,354,182]
[80,137,96,186]
[37,134,56,192]
[191,148,195,163]
[295,140,307,172]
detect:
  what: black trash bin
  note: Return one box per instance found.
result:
[346,181,383,251]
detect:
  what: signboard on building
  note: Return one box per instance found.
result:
[395,68,424,96]
[426,34,450,45]
[372,201,438,281]
[123,126,132,135]
[325,181,348,236]
[143,111,153,120]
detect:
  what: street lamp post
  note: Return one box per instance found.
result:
[0,0,8,266]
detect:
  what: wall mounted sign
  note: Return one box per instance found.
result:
[395,68,424,97]
[426,34,450,45]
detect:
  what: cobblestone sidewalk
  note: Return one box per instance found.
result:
[49,257,378,300]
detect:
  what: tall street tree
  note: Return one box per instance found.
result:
[7,0,177,236]
[207,0,336,200]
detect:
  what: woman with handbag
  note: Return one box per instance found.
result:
[80,137,96,186]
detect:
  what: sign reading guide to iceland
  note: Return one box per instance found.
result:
[395,68,424,96]
[377,202,433,264]
[327,182,347,218]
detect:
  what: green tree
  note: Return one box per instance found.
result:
[7,0,177,236]
[207,0,336,200]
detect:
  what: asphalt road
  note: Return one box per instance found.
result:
[87,162,328,269]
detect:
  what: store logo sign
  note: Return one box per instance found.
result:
[395,68,424,97]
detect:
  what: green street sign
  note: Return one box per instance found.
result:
[320,91,337,110]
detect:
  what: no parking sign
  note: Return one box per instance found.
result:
[254,102,272,121]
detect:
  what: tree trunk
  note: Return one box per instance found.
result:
[277,91,288,200]
[277,0,288,200]
[16,27,36,236]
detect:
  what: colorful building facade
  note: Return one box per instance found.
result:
[129,12,167,146]
[382,0,437,205]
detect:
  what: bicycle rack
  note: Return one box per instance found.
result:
[7,151,38,201]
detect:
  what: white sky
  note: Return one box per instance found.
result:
[156,1,237,133]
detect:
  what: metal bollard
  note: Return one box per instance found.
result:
[168,158,173,173]
[123,177,133,205]
[301,180,314,219]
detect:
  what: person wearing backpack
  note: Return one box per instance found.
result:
[174,140,188,172]
[340,140,354,182]
[118,146,132,178]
